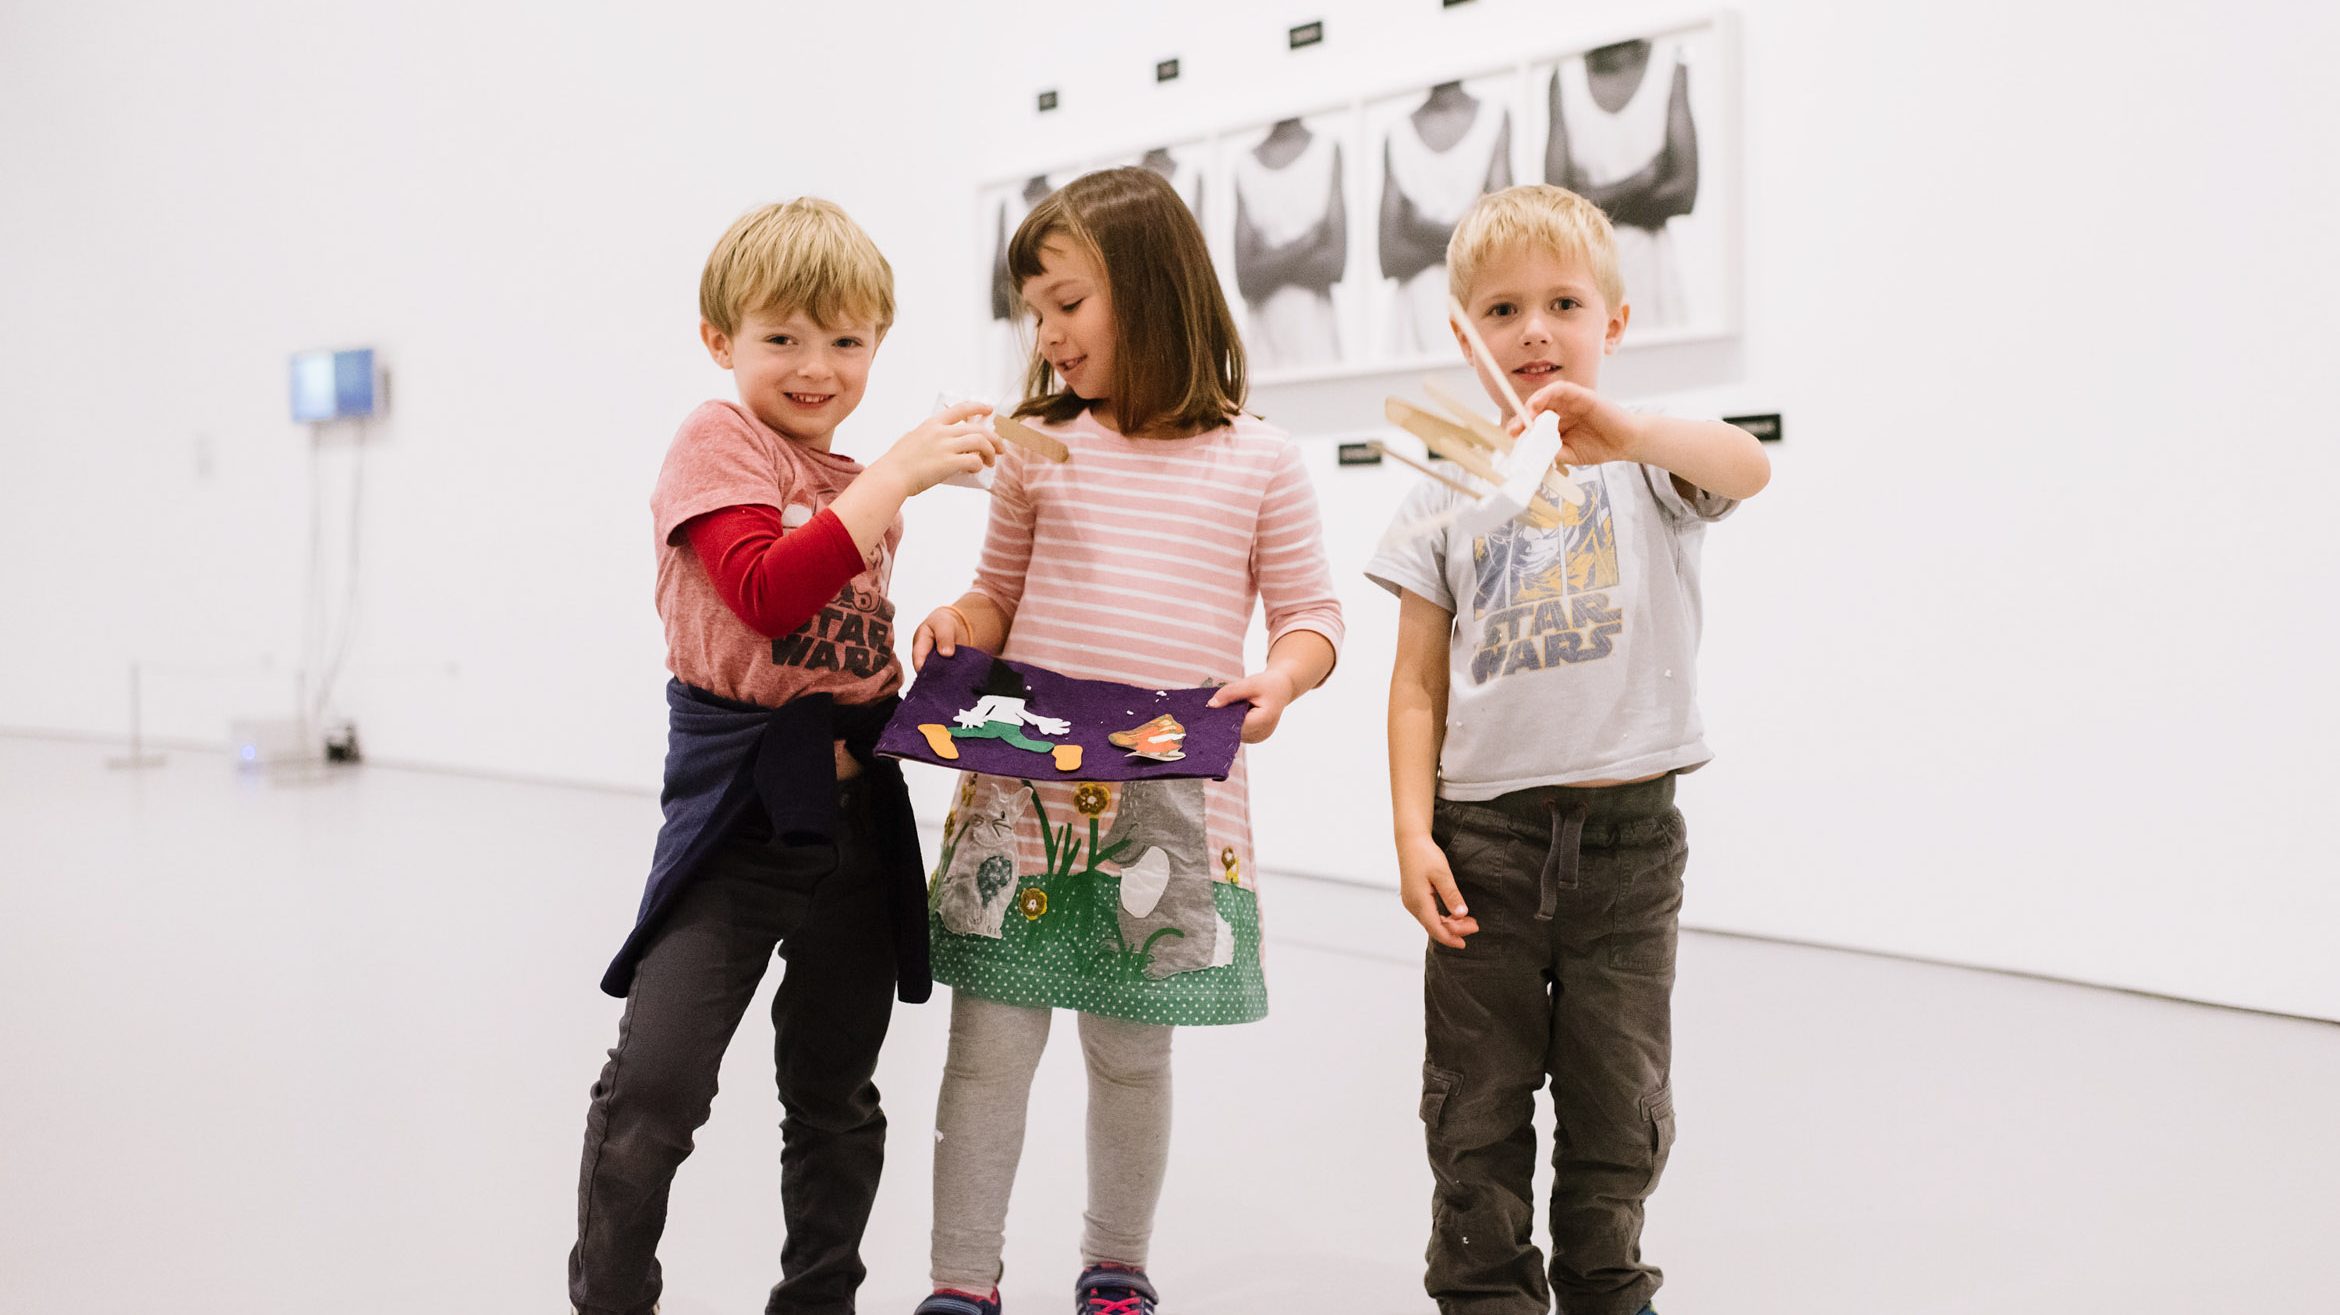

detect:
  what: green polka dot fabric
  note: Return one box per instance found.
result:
[928,772,1268,1026]
[929,875,1266,1026]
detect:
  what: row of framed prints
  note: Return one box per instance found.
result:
[979,13,1738,391]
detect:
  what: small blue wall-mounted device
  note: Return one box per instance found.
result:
[290,348,381,423]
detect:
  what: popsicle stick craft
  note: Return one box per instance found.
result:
[943,411,1073,490]
[878,647,1248,783]
[1376,294,1591,541]
[994,414,1071,462]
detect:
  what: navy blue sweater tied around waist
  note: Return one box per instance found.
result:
[600,678,932,1003]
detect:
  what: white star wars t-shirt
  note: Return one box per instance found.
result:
[1365,459,1734,797]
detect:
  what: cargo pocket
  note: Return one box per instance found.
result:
[1420,1064,1462,1130]
[1639,1083,1677,1196]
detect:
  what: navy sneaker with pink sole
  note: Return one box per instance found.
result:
[1072,1263,1157,1315]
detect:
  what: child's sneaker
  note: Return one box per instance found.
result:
[915,1288,1001,1315]
[1072,1263,1157,1315]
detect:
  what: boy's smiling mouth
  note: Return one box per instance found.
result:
[1513,360,1561,379]
[785,392,834,405]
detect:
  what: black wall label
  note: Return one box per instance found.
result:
[1725,413,1783,443]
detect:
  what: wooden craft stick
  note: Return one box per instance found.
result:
[1376,440,1561,531]
[1421,377,1514,454]
[1384,403,1505,485]
[1415,432,1505,486]
[1368,441,1483,498]
[992,414,1071,462]
[1385,397,1497,455]
[1427,375,1569,487]
[1447,294,1530,422]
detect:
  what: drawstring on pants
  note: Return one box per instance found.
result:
[1538,798,1589,921]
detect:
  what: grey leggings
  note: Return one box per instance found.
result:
[930,991,1174,1290]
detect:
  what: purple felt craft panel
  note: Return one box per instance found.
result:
[876,646,1247,782]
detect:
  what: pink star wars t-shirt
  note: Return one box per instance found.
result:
[650,400,903,709]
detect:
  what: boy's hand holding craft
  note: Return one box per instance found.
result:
[1512,377,1772,503]
[1509,378,1647,467]
[871,399,1003,498]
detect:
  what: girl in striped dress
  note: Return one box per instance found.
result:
[906,167,1343,1315]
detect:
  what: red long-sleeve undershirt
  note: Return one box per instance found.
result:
[683,504,865,639]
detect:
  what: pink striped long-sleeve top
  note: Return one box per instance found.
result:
[966,407,1344,901]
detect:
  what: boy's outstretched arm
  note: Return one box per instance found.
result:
[1518,379,1771,503]
[1632,412,1769,503]
[1390,589,1477,949]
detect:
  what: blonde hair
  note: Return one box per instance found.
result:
[699,197,895,338]
[1007,167,1246,438]
[1447,184,1625,310]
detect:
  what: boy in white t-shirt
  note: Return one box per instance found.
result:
[1365,183,1770,1315]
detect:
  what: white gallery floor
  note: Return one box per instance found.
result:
[2,734,2335,1314]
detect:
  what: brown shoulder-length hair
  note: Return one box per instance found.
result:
[1006,167,1247,437]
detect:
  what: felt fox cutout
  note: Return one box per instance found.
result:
[1109,714,1188,763]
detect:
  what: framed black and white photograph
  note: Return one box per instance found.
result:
[974,12,1738,389]
[1212,109,1366,379]
[1524,16,1738,346]
[1363,69,1520,363]
[1101,140,1209,222]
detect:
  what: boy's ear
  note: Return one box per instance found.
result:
[700,320,734,370]
[1448,313,1476,366]
[1604,302,1630,356]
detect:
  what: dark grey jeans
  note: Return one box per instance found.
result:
[570,783,898,1315]
[1421,774,1687,1315]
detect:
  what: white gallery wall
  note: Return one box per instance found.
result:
[0,0,998,788]
[4,0,2336,1020]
